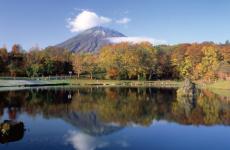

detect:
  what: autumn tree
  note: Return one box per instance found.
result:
[99,42,157,80]
[198,45,222,81]
[153,47,174,79]
[8,44,26,77]
[219,45,230,63]
[0,47,9,75]
[123,42,157,80]
[171,44,190,79]
[72,54,84,78]
[82,54,98,79]
[26,46,73,77]
[170,43,220,80]
[137,42,157,80]
[43,47,72,75]
[99,43,128,79]
[26,47,44,77]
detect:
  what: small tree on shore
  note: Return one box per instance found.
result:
[72,54,84,79]
[82,54,98,79]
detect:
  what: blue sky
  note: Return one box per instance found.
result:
[1,0,230,50]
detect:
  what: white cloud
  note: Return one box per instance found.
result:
[116,17,131,24]
[107,37,167,45]
[68,10,112,32]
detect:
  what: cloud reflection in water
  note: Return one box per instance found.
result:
[66,131,108,150]
[66,130,129,150]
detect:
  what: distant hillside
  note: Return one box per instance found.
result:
[56,26,125,53]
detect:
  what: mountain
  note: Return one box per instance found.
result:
[56,26,126,53]
[61,111,123,136]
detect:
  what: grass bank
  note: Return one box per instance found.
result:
[70,79,182,87]
[196,80,230,97]
[0,79,182,88]
[0,78,228,89]
[0,80,69,87]
[197,80,230,90]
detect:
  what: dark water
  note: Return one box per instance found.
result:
[0,86,230,150]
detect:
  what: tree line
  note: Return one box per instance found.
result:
[0,41,229,81]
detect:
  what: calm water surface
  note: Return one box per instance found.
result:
[0,86,229,150]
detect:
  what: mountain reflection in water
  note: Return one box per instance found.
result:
[0,87,229,149]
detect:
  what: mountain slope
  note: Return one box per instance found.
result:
[56,26,125,53]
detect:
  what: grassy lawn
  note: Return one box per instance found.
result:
[206,80,230,90]
[0,79,182,88]
[69,79,182,87]
[0,78,228,90]
[206,80,230,97]
[0,79,69,87]
[196,80,230,97]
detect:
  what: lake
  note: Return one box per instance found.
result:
[0,86,229,150]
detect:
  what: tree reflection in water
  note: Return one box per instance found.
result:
[0,87,229,142]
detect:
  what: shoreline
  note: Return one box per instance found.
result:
[196,80,230,90]
[0,80,69,88]
[0,79,182,88]
[0,79,229,90]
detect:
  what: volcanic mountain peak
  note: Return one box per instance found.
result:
[56,26,125,53]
